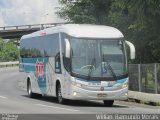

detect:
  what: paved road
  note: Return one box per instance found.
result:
[0,67,160,119]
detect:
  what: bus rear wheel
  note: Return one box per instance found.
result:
[27,80,35,98]
[57,84,66,104]
[103,100,114,107]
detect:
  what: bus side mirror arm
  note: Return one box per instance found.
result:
[125,41,135,60]
[65,38,71,58]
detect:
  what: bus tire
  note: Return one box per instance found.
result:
[103,100,114,107]
[27,80,35,98]
[57,84,66,104]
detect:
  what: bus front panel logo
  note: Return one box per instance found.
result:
[100,87,104,91]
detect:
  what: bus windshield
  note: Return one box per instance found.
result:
[70,38,127,79]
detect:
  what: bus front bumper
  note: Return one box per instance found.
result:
[67,85,128,100]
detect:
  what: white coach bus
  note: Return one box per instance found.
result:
[19,24,135,106]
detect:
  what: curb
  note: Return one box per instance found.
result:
[128,90,160,106]
[0,61,19,68]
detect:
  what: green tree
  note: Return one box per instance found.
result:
[57,0,160,63]
[109,0,160,63]
[0,38,19,61]
[57,0,112,24]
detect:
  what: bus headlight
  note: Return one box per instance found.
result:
[122,82,128,88]
[71,81,87,88]
[75,83,82,87]
[71,81,82,87]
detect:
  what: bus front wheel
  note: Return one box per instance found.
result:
[57,84,66,104]
[103,100,114,107]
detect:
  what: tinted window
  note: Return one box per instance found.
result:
[20,34,59,58]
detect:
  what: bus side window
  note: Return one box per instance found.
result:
[55,52,61,73]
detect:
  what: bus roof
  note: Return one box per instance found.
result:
[21,24,124,39]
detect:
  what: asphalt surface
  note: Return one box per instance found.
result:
[0,67,160,119]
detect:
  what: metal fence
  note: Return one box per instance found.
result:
[129,63,160,94]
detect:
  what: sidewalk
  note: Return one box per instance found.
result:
[128,90,160,105]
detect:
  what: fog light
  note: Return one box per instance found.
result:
[125,92,128,96]
[73,92,77,96]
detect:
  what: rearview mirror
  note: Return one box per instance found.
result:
[65,38,71,58]
[125,41,135,60]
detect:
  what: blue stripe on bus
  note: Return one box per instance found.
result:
[116,78,127,83]
[75,77,127,83]
[22,58,49,94]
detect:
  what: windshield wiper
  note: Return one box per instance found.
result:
[88,58,96,80]
[102,54,117,80]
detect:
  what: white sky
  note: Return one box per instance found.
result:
[0,0,64,27]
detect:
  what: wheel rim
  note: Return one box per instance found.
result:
[28,82,31,96]
[58,86,62,103]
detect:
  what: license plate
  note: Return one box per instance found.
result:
[97,93,107,97]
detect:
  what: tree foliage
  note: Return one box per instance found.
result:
[0,38,19,61]
[110,0,160,63]
[57,0,160,63]
[57,0,112,24]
